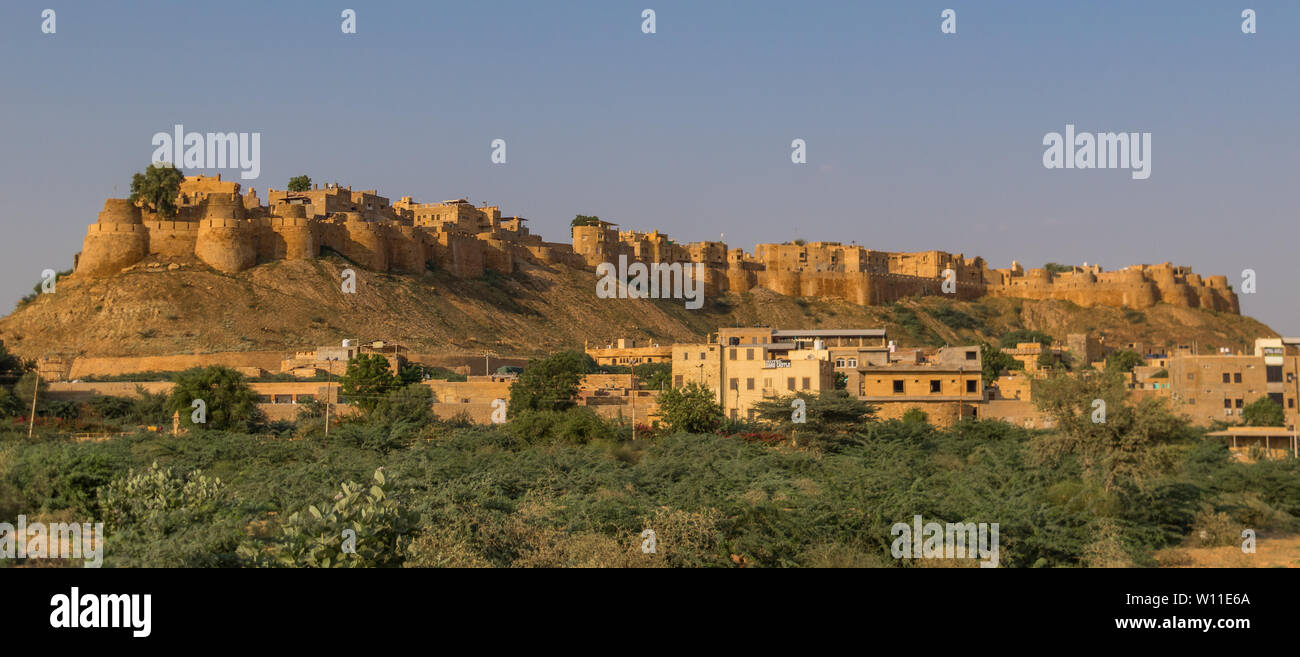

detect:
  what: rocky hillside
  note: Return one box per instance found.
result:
[0,253,1276,362]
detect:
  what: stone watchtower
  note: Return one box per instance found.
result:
[194,193,257,272]
[76,199,150,276]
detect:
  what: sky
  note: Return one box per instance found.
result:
[1,1,1296,333]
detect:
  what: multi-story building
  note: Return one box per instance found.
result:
[585,338,673,367]
[857,345,985,426]
[670,329,835,420]
[1167,338,1300,428]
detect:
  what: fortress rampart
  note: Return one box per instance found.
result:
[73,176,1239,314]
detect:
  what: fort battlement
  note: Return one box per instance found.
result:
[72,176,1239,314]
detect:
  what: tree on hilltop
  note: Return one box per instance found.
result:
[287,175,312,192]
[570,215,603,228]
[129,163,184,217]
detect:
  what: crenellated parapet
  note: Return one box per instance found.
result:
[72,179,552,281]
[69,176,1239,315]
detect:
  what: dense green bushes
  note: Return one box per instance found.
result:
[2,365,1298,567]
[2,404,1295,567]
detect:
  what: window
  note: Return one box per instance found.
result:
[1223,399,1232,409]
[746,378,755,391]
[965,350,976,361]
[1266,365,1282,383]
[802,377,810,390]
[1235,398,1244,409]
[746,349,754,361]
[729,378,738,390]
[729,349,736,361]
[681,352,688,360]
[1234,373,1242,383]
[893,380,905,394]
[1290,398,1296,409]
[1269,392,1284,407]
[764,378,772,389]
[1222,373,1231,384]
[787,377,796,390]
[674,375,683,387]
[929,380,941,393]
[699,352,705,360]
[835,359,846,368]
[966,380,977,394]
[848,358,858,367]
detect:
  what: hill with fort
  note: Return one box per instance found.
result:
[0,175,1271,362]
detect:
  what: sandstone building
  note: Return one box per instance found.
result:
[75,175,1238,314]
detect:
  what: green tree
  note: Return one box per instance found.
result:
[397,363,424,385]
[632,362,672,390]
[1044,262,1072,273]
[1242,397,1285,427]
[168,366,263,431]
[0,387,23,418]
[1105,349,1144,374]
[999,329,1053,348]
[371,383,435,427]
[1031,371,1192,493]
[129,386,172,426]
[339,354,399,413]
[287,175,312,192]
[507,407,615,445]
[0,339,25,374]
[752,389,876,450]
[1037,351,1060,371]
[508,351,592,415]
[656,382,723,434]
[570,214,602,228]
[13,371,49,414]
[129,163,184,217]
[980,343,1024,385]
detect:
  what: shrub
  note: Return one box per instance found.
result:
[238,469,416,568]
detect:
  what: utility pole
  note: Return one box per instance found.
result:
[27,372,40,438]
[324,358,334,435]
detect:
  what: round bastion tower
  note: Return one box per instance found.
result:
[194,193,257,273]
[75,199,150,277]
[266,204,319,261]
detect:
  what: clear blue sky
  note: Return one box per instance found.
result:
[2,1,1296,333]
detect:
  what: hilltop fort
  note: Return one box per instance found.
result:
[74,174,1239,314]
